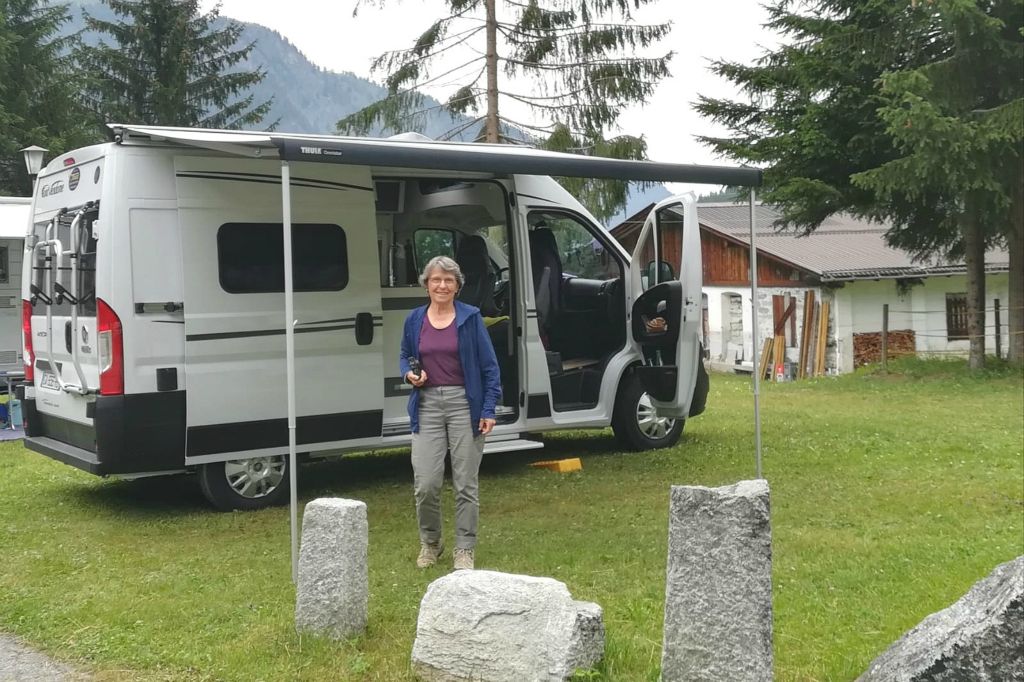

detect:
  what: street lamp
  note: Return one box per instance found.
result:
[19,145,48,187]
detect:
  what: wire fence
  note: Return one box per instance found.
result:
[886,306,1024,315]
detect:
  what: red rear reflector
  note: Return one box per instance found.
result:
[97,299,124,395]
[63,158,76,167]
[22,300,34,382]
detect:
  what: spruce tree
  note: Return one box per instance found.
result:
[0,0,98,195]
[82,0,272,129]
[696,0,1024,368]
[853,0,1023,368]
[338,0,673,221]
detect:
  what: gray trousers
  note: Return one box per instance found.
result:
[412,386,484,550]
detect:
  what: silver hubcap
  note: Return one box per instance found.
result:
[636,392,675,440]
[224,456,286,499]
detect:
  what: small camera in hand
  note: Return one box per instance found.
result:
[408,357,422,379]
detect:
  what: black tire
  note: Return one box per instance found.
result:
[612,369,684,451]
[197,455,290,511]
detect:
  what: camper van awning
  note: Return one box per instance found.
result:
[110,124,763,187]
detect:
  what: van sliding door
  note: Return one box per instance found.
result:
[175,157,384,462]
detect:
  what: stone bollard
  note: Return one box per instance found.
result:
[661,479,773,682]
[857,555,1023,681]
[294,498,368,640]
[412,570,604,681]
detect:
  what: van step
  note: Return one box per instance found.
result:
[483,437,544,455]
[25,436,102,475]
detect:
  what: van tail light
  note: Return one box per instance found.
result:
[97,298,124,395]
[22,300,34,381]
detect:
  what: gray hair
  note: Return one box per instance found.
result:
[419,255,465,289]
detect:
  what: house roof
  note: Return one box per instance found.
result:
[612,202,1010,282]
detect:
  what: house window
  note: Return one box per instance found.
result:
[0,246,7,284]
[946,293,968,341]
[217,222,348,294]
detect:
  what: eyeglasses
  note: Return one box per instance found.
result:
[428,276,457,287]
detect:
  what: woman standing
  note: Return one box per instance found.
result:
[400,255,502,570]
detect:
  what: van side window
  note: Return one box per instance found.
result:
[531,212,619,281]
[217,223,348,293]
[413,229,455,272]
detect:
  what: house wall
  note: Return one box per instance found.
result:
[0,237,24,368]
[831,273,1010,372]
[705,284,835,374]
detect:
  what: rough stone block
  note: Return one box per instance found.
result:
[857,555,1024,681]
[294,497,368,640]
[411,570,604,681]
[661,479,773,682]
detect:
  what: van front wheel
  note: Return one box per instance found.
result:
[612,370,684,451]
[198,456,289,511]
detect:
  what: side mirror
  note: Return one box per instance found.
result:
[645,260,674,284]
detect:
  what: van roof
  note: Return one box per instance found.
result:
[0,197,30,239]
[109,124,763,187]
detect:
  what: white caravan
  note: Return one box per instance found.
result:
[20,125,758,510]
[0,197,29,374]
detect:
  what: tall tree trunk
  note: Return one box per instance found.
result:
[962,204,986,370]
[1008,175,1024,365]
[483,0,500,143]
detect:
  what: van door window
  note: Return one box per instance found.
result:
[634,205,684,292]
[217,222,348,294]
[532,212,619,282]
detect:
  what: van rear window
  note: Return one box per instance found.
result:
[217,223,348,294]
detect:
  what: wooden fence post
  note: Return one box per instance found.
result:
[995,299,1002,359]
[882,304,889,373]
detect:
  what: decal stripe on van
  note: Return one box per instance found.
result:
[175,171,373,193]
[186,409,384,457]
[186,321,382,342]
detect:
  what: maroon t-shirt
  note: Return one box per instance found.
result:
[419,317,464,387]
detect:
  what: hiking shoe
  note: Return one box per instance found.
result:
[416,541,444,568]
[453,548,475,570]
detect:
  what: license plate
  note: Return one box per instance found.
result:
[40,373,60,391]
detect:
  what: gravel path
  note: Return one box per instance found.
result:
[0,635,89,682]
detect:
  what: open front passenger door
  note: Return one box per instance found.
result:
[627,194,706,419]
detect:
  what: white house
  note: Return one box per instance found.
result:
[0,197,29,373]
[611,202,1011,375]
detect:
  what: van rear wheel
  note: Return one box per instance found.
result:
[198,455,289,511]
[612,370,684,451]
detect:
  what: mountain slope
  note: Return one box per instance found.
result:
[62,0,671,217]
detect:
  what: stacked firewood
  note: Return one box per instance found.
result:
[852,330,916,368]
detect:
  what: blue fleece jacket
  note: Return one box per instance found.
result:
[399,301,502,436]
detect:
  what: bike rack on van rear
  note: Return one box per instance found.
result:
[32,207,92,395]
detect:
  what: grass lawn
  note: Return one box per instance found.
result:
[0,358,1021,681]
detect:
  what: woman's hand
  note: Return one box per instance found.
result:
[479,417,496,435]
[406,370,428,387]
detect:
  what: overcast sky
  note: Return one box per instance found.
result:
[198,0,780,193]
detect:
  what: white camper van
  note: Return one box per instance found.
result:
[0,197,29,375]
[21,125,757,510]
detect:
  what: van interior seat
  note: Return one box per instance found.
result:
[528,227,562,344]
[455,234,498,316]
